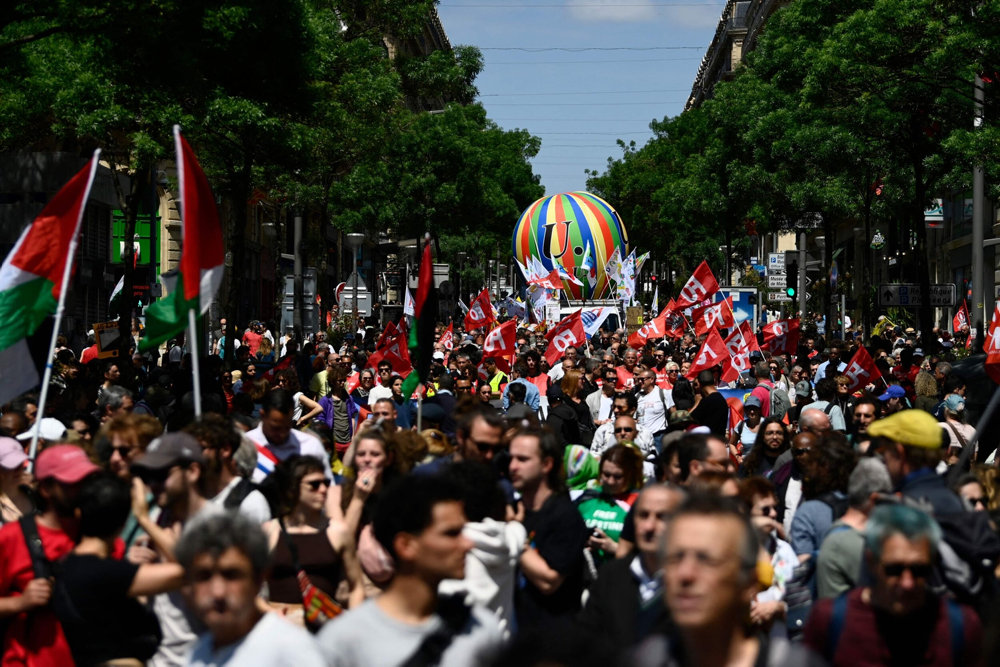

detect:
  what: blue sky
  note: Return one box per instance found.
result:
[437,0,728,196]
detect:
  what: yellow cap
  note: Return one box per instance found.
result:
[867,409,945,449]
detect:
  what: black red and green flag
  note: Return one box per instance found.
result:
[400,238,437,396]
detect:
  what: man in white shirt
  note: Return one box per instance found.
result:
[178,513,325,666]
[185,416,271,524]
[365,361,396,406]
[245,389,331,483]
[636,370,672,448]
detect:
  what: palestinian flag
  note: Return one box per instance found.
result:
[0,151,101,405]
[400,239,437,397]
[140,126,224,351]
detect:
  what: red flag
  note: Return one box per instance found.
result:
[464,288,495,331]
[691,297,735,336]
[985,303,1000,384]
[482,320,516,359]
[761,319,800,356]
[544,311,585,365]
[439,322,454,351]
[953,300,969,333]
[627,313,667,349]
[722,321,758,380]
[262,355,295,385]
[368,329,412,377]
[686,328,727,379]
[374,320,397,352]
[674,261,719,310]
[530,269,564,290]
[842,345,882,392]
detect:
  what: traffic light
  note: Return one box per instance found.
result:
[786,259,798,298]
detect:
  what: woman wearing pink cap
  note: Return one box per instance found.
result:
[0,437,31,524]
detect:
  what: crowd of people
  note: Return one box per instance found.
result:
[0,313,999,666]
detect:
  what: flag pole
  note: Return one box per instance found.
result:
[188,309,203,419]
[29,150,101,469]
[416,387,423,432]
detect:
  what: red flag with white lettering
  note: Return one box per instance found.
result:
[544,311,585,365]
[842,345,882,392]
[761,319,800,356]
[721,321,758,382]
[660,298,689,339]
[439,323,454,351]
[368,329,412,377]
[691,297,735,336]
[627,313,667,349]
[953,300,969,333]
[464,288,495,331]
[530,269,564,290]
[985,303,1000,384]
[482,320,517,359]
[674,261,719,310]
[686,328,727,379]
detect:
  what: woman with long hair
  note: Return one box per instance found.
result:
[263,455,364,631]
[562,369,594,446]
[740,417,790,479]
[277,368,323,429]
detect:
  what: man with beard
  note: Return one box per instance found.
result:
[850,396,878,452]
[131,433,219,667]
[0,445,99,665]
[185,416,271,523]
[178,513,325,666]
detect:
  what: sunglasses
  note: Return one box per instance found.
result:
[791,447,812,458]
[966,496,987,507]
[614,427,636,434]
[137,465,178,485]
[472,439,500,454]
[305,478,332,491]
[110,445,132,459]
[881,563,932,578]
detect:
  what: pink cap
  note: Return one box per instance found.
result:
[0,437,27,470]
[34,445,99,484]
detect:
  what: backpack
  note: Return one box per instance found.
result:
[763,383,791,421]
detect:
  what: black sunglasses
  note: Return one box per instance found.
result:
[614,427,636,434]
[305,478,332,491]
[110,445,131,458]
[882,563,932,578]
[791,447,812,458]
[137,465,177,485]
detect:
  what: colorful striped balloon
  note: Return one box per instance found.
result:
[512,191,629,300]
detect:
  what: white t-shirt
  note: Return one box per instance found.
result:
[366,383,394,407]
[187,611,325,667]
[637,387,672,434]
[209,477,272,524]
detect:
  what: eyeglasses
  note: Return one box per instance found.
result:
[472,439,501,454]
[667,369,679,374]
[110,445,132,459]
[137,465,179,485]
[305,478,332,491]
[966,496,987,508]
[791,447,812,458]
[614,427,636,434]
[881,563,932,578]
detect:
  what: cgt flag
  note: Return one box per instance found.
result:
[761,319,800,356]
[544,310,585,365]
[686,328,728,379]
[842,345,882,392]
[464,288,495,331]
[439,323,454,351]
[691,297,735,336]
[482,319,517,359]
[627,313,667,349]
[953,300,969,333]
[674,261,719,310]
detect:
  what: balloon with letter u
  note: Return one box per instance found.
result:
[511,191,628,300]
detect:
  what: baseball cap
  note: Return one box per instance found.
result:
[943,394,966,413]
[744,395,763,410]
[794,380,813,398]
[34,444,99,483]
[867,409,945,449]
[16,417,68,443]
[0,437,27,470]
[432,351,445,361]
[878,385,906,401]
[131,432,205,472]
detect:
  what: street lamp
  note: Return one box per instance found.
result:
[346,233,365,322]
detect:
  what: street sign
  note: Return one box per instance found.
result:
[767,291,792,303]
[767,275,786,288]
[768,253,785,274]
[878,283,956,307]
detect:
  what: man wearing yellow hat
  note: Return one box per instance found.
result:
[868,410,964,516]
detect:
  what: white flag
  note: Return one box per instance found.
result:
[403,287,415,317]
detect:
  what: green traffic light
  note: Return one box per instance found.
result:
[786,287,796,297]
